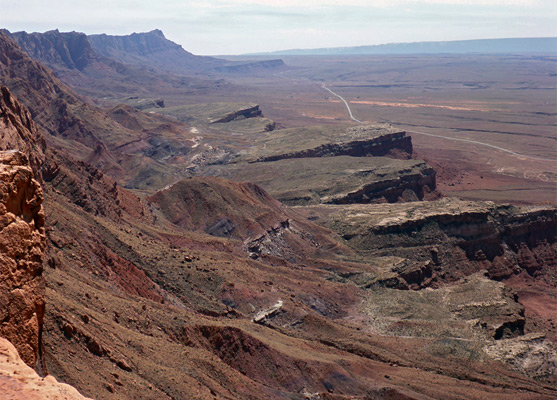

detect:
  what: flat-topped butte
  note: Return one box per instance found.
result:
[236,123,412,162]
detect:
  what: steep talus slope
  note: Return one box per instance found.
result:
[0,30,125,175]
[42,165,556,398]
[0,86,46,177]
[41,198,556,399]
[0,32,210,189]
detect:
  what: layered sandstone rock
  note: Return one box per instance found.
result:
[209,103,262,123]
[205,156,437,206]
[319,198,556,282]
[0,151,46,368]
[252,124,413,162]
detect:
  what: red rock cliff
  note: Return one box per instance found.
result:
[0,150,46,368]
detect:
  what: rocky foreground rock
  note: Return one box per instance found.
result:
[0,151,45,369]
[0,337,90,400]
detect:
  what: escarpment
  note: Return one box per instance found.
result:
[209,104,262,123]
[0,150,46,368]
[318,198,557,283]
[254,124,413,162]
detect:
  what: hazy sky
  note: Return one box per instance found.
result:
[1,0,556,55]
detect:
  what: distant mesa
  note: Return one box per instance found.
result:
[214,59,285,73]
[250,37,557,56]
[206,156,437,206]
[204,124,437,206]
[153,101,276,134]
[209,104,262,124]
[251,124,413,162]
[121,96,165,111]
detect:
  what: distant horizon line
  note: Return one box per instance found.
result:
[237,36,557,57]
[2,28,555,57]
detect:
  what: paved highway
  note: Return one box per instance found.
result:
[321,84,364,123]
[275,71,554,162]
[320,82,554,162]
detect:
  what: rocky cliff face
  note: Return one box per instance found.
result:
[88,29,223,73]
[0,86,47,369]
[256,127,413,162]
[326,199,556,279]
[0,151,45,368]
[7,30,96,72]
[209,104,263,124]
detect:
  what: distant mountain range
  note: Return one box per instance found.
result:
[2,29,284,80]
[248,37,557,56]
[1,29,285,100]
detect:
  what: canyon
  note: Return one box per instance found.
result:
[0,28,555,400]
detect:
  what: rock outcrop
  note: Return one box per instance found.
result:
[206,156,437,206]
[253,124,413,162]
[0,337,90,399]
[0,151,46,368]
[88,29,223,73]
[6,29,96,72]
[484,332,557,384]
[209,104,262,124]
[361,271,525,341]
[318,198,556,283]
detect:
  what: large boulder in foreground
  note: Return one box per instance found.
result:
[0,151,45,368]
